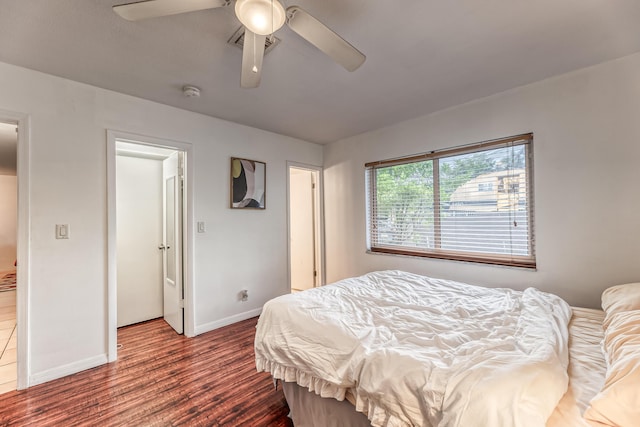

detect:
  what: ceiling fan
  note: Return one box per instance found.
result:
[113,0,366,88]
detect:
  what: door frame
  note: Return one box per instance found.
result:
[107,130,195,362]
[286,162,325,293]
[0,109,30,389]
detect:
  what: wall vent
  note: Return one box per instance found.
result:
[227,26,281,55]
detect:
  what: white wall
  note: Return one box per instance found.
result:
[324,52,640,309]
[0,61,322,384]
[0,175,17,271]
[116,155,163,327]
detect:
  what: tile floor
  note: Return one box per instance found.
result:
[0,287,16,394]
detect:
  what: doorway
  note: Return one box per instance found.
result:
[115,142,185,333]
[0,121,17,393]
[287,163,324,292]
[107,131,194,362]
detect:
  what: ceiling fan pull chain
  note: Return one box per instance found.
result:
[271,0,275,37]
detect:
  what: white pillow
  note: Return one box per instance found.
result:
[601,282,640,330]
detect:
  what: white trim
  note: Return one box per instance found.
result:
[0,109,31,390]
[286,161,326,294]
[106,130,196,363]
[29,354,108,387]
[194,308,263,335]
[106,135,117,361]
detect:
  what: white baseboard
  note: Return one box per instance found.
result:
[28,310,263,386]
[194,308,262,336]
[29,354,108,387]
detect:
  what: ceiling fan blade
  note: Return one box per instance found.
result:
[241,30,266,88]
[286,6,365,72]
[113,0,228,21]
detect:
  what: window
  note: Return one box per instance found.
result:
[478,182,493,192]
[366,134,535,268]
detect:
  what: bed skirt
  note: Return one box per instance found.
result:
[282,382,371,427]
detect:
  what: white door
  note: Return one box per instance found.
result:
[162,152,183,334]
[289,168,316,291]
[116,155,163,327]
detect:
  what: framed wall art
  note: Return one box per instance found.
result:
[230,157,266,209]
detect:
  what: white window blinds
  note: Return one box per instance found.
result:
[366,134,535,268]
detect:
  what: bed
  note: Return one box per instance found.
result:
[255,270,640,427]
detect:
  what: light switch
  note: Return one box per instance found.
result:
[56,224,70,239]
[197,221,206,233]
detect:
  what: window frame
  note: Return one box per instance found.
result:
[365,133,535,269]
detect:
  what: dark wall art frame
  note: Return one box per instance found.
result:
[230,157,266,209]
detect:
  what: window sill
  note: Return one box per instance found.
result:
[367,247,537,270]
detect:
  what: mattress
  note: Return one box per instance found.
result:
[281,306,607,427]
[256,271,587,426]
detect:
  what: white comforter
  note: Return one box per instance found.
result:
[255,270,572,427]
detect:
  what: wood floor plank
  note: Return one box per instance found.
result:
[0,317,292,426]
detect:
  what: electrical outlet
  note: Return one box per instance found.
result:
[240,290,248,302]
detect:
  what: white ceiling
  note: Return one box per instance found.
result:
[1,1,640,144]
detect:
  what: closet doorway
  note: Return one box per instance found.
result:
[107,132,194,362]
[115,142,185,332]
[287,163,324,292]
[0,121,17,393]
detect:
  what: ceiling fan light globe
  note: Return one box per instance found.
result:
[235,0,285,36]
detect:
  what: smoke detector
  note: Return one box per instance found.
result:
[182,85,201,98]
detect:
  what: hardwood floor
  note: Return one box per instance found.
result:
[0,317,292,426]
[0,289,16,395]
